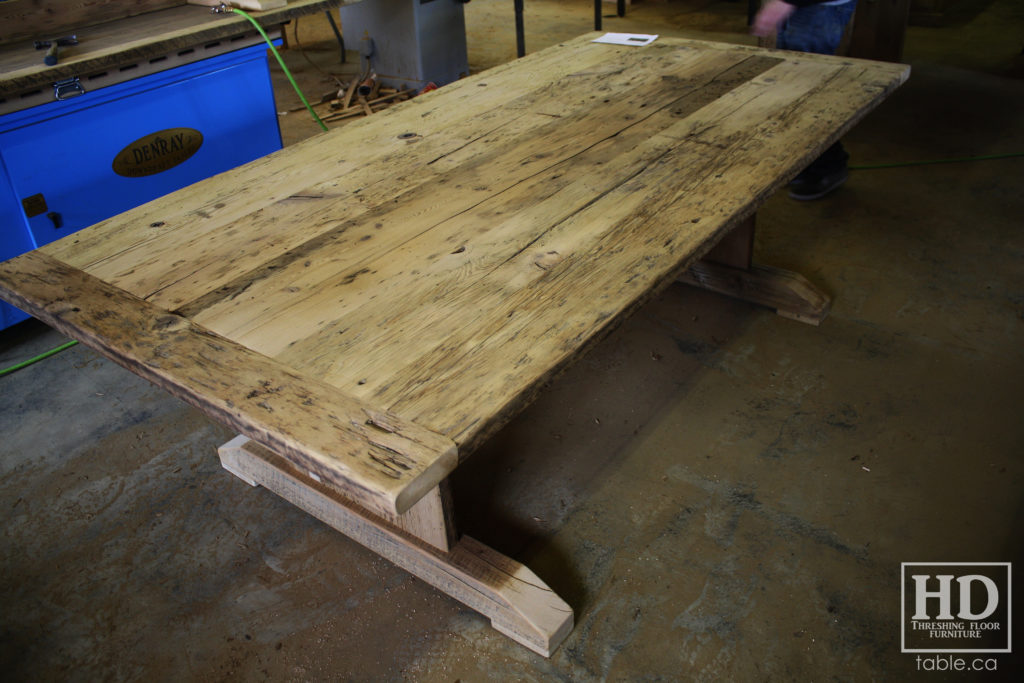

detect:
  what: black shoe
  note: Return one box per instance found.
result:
[788,166,849,201]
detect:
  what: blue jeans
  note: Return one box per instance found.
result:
[778,1,859,178]
[777,1,858,56]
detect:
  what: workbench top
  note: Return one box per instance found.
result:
[0,34,908,518]
[0,0,346,98]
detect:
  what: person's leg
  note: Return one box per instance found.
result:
[788,140,850,201]
[776,1,857,56]
[776,1,858,200]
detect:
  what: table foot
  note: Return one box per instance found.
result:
[218,436,573,657]
[680,260,832,325]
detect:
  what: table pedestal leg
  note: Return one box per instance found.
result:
[680,215,832,325]
[218,436,573,657]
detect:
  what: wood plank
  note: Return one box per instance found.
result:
[392,481,458,553]
[372,54,901,450]
[248,53,904,452]
[681,261,832,325]
[220,435,459,551]
[219,435,573,657]
[182,51,779,345]
[30,36,908,458]
[682,218,831,325]
[0,0,183,45]
[0,0,344,97]
[704,216,755,270]
[40,37,621,304]
[0,251,457,518]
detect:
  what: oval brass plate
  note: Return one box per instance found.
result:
[112,128,204,178]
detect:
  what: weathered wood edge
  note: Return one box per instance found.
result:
[220,436,574,656]
[0,250,457,517]
[220,435,459,551]
[446,59,909,459]
[680,261,832,325]
[0,0,346,97]
[561,32,911,87]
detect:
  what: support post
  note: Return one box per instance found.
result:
[218,436,573,656]
[681,215,832,325]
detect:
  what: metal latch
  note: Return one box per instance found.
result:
[53,77,86,101]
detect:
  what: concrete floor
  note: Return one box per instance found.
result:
[1,0,1022,680]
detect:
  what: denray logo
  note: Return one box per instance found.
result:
[112,128,204,177]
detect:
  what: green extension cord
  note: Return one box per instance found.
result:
[851,152,1024,170]
[232,7,328,132]
[0,340,78,378]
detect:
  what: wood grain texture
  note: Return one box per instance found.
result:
[219,436,573,656]
[680,261,833,325]
[704,216,755,270]
[0,0,182,45]
[2,35,909,500]
[0,251,457,518]
[0,0,345,96]
[220,435,458,551]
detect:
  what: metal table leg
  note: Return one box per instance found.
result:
[515,0,526,57]
[325,10,346,63]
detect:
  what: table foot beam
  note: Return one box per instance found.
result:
[218,437,573,657]
[680,261,831,325]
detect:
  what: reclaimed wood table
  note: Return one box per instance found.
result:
[0,34,908,656]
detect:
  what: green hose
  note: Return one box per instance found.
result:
[232,7,329,132]
[0,340,78,377]
[851,152,1024,170]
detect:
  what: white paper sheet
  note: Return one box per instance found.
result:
[592,33,659,47]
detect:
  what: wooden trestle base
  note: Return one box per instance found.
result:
[680,260,832,326]
[218,436,574,657]
[680,216,832,326]
[212,219,824,658]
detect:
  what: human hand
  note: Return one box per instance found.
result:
[751,0,797,37]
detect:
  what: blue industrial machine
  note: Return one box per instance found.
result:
[0,35,283,330]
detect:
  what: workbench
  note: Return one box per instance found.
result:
[0,0,345,100]
[0,34,908,656]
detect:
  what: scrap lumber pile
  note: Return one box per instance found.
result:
[279,76,418,128]
[318,77,415,123]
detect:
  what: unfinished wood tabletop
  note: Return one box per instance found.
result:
[0,34,909,516]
